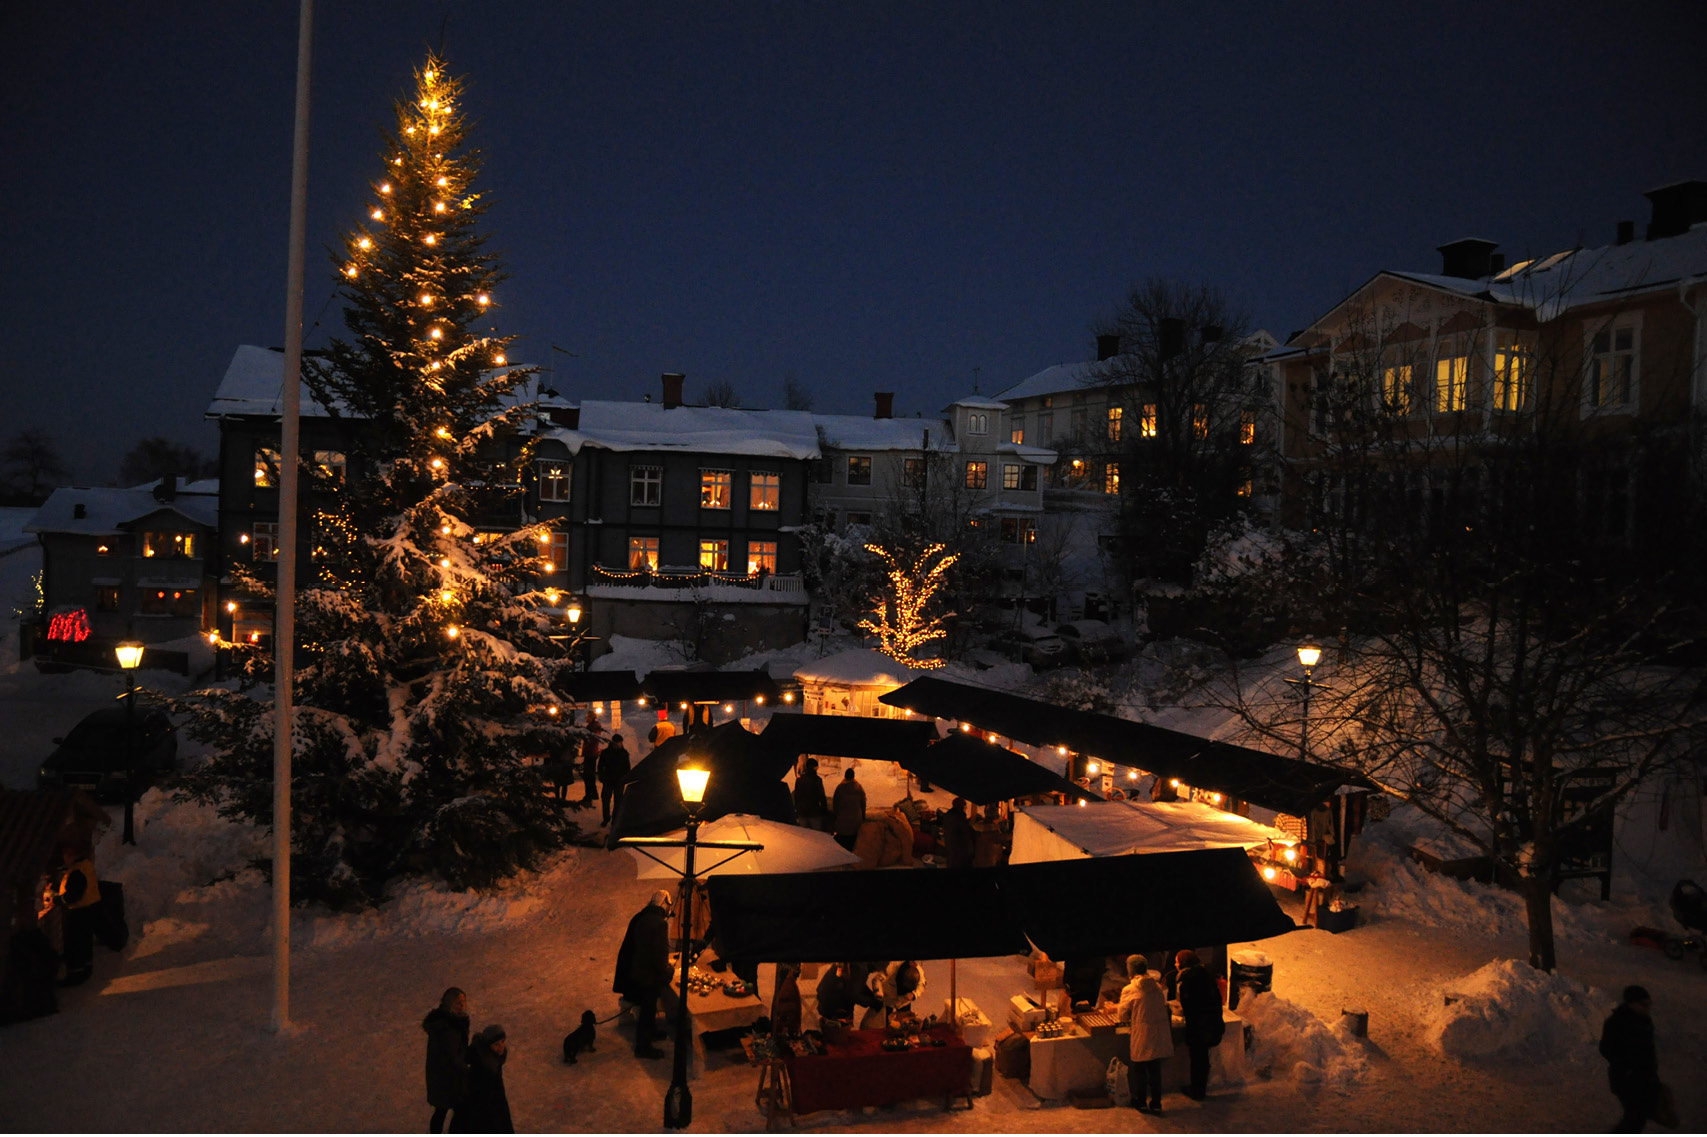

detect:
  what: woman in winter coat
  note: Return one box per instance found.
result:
[423,987,471,1133]
[1116,957,1173,1113]
[450,1024,513,1133]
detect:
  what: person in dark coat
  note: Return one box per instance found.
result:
[814,961,881,1025]
[423,986,470,1133]
[52,842,101,986]
[792,759,830,832]
[1174,949,1224,1100]
[449,1024,513,1133]
[578,716,603,807]
[830,769,866,852]
[596,733,631,825]
[1600,984,1659,1132]
[940,797,975,869]
[613,890,674,1059]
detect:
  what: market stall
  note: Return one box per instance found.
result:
[790,648,925,718]
[1009,800,1290,863]
[605,722,798,846]
[781,1022,972,1114]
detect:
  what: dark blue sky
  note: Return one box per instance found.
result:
[5,2,1703,483]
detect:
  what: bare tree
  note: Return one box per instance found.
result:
[703,378,740,408]
[1,428,69,499]
[781,374,814,411]
[117,436,212,486]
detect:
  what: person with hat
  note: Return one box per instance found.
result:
[831,768,866,852]
[1599,984,1660,1132]
[613,890,674,1059]
[1174,949,1224,1100]
[449,1023,512,1133]
[1116,956,1173,1114]
[422,986,471,1133]
[792,759,829,832]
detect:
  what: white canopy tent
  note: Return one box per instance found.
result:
[1010,800,1291,864]
[626,814,861,878]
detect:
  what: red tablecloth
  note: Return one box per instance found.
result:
[783,1025,971,1114]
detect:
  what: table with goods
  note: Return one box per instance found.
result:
[775,1010,974,1116]
[1019,997,1247,1101]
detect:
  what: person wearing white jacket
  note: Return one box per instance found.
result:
[1116,956,1173,1114]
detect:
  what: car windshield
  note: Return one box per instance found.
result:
[61,710,129,748]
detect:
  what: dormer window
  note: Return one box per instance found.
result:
[967,412,989,434]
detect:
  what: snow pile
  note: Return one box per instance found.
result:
[592,632,691,672]
[1423,959,1608,1064]
[102,793,269,931]
[1239,990,1370,1090]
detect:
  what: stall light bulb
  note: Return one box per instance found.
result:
[345,266,358,277]
[406,126,416,135]
[723,703,733,714]
[1086,762,1099,775]
[1127,770,1138,780]
[1283,847,1297,863]
[1210,792,1223,804]
[420,293,434,306]
[1169,778,1181,788]
[441,524,451,534]
[755,695,765,705]
[380,183,392,194]
[440,590,453,603]
[440,558,451,568]
[1077,799,1086,808]
[430,458,443,469]
[436,427,451,439]
[542,562,554,572]
[435,201,447,213]
[424,234,437,245]
[447,625,459,638]
[207,632,219,645]
[392,157,403,165]
[1262,866,1277,881]
[429,327,443,340]
[1057,746,1068,756]
[783,692,794,703]
[226,601,238,612]
[547,705,559,717]
[430,125,441,135]
[239,533,250,544]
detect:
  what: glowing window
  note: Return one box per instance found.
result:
[1383,364,1413,415]
[255,447,281,488]
[749,471,780,510]
[1435,354,1468,413]
[1105,463,1120,495]
[537,460,571,502]
[1141,404,1157,438]
[143,531,195,558]
[1493,342,1532,412]
[699,539,729,571]
[747,540,777,576]
[845,456,872,486]
[253,522,279,561]
[964,461,987,489]
[700,469,732,509]
[628,537,659,571]
[1107,406,1122,442]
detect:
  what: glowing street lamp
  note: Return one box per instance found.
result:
[665,762,711,1129]
[115,641,145,844]
[1287,640,1328,762]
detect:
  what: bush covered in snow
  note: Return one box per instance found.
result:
[1240,990,1370,1090]
[1423,959,1608,1064]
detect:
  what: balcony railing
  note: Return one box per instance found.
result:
[590,565,804,594]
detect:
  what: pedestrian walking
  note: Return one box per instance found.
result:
[792,759,829,831]
[423,986,470,1133]
[1116,956,1173,1114]
[831,768,866,852]
[449,1024,513,1133]
[940,797,975,869]
[1174,949,1224,1100]
[597,733,631,826]
[579,715,603,807]
[1600,984,1661,1132]
[613,890,673,1059]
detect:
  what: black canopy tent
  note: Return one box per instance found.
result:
[898,732,1100,805]
[706,849,1297,963]
[552,670,645,704]
[643,669,783,708]
[757,713,938,762]
[605,722,796,847]
[881,676,1372,817]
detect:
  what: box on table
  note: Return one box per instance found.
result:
[968,1047,993,1096]
[1008,994,1046,1032]
[944,997,993,1047]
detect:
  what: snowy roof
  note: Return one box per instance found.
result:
[810,414,956,453]
[993,360,1109,403]
[26,481,220,536]
[547,401,821,460]
[792,647,926,687]
[945,396,1009,411]
[204,345,338,418]
[1010,800,1290,861]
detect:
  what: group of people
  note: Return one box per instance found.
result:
[422,987,513,1133]
[789,759,869,852]
[1110,949,1224,1114]
[545,713,632,826]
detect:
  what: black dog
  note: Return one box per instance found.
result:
[562,1010,597,1064]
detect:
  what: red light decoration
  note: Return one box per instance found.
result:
[48,609,92,642]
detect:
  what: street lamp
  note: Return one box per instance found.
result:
[114,640,145,845]
[665,761,710,1130]
[1286,640,1326,761]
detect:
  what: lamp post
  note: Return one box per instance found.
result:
[114,640,145,844]
[1283,640,1325,762]
[565,597,588,672]
[666,762,710,1130]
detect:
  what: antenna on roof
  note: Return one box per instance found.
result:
[972,366,981,394]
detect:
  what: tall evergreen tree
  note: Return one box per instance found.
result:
[178,54,582,907]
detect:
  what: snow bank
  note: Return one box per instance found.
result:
[1240,990,1370,1090]
[1423,959,1608,1064]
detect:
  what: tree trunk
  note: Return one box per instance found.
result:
[1522,872,1556,971]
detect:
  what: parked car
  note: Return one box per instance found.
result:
[988,625,1067,669]
[39,700,178,802]
[1056,619,1128,664]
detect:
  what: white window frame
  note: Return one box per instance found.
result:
[747,539,777,576]
[630,465,662,507]
[1583,315,1641,415]
[628,537,659,571]
[537,459,571,502]
[699,539,729,572]
[700,468,733,510]
[845,456,872,486]
[749,470,780,510]
[967,412,989,435]
[253,521,279,561]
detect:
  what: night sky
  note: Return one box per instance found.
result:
[5,2,1703,483]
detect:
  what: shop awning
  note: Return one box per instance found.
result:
[1010,801,1290,862]
[644,669,782,706]
[705,848,1297,963]
[880,676,1372,816]
[758,713,938,762]
[1002,849,1299,958]
[898,732,1099,805]
[606,722,796,847]
[705,868,1031,962]
[553,670,645,703]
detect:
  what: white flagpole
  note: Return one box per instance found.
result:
[273,0,315,1034]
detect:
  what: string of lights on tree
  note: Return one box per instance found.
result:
[859,542,957,669]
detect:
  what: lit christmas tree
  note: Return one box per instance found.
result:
[859,543,957,668]
[179,54,582,907]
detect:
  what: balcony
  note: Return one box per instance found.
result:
[586,565,807,604]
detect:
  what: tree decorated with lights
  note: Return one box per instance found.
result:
[859,543,957,668]
[179,54,583,907]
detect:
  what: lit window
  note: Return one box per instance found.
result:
[999,518,1036,544]
[1383,364,1413,415]
[143,531,195,558]
[747,540,777,576]
[1010,419,1025,445]
[628,537,659,571]
[749,471,780,510]
[255,447,281,488]
[1435,353,1468,413]
[1107,406,1122,442]
[845,456,872,486]
[253,522,279,561]
[537,460,571,502]
[547,533,569,575]
[1141,404,1157,438]
[630,465,662,506]
[902,458,926,488]
[699,539,729,572]
[700,469,732,509]
[967,412,988,434]
[1240,412,1256,445]
[1192,404,1209,440]
[1002,464,1038,491]
[312,450,346,484]
[1588,324,1636,409]
[1104,463,1120,495]
[964,460,988,489]
[1003,463,1021,490]
[140,587,198,617]
[1493,341,1531,412]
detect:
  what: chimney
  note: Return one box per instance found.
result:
[1643,180,1707,240]
[1158,318,1186,360]
[873,392,894,419]
[154,474,177,502]
[1096,334,1121,361]
[1436,238,1500,280]
[1616,219,1635,246]
[73,503,86,519]
[661,372,685,410]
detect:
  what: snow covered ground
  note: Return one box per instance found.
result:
[4,605,1705,1131]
